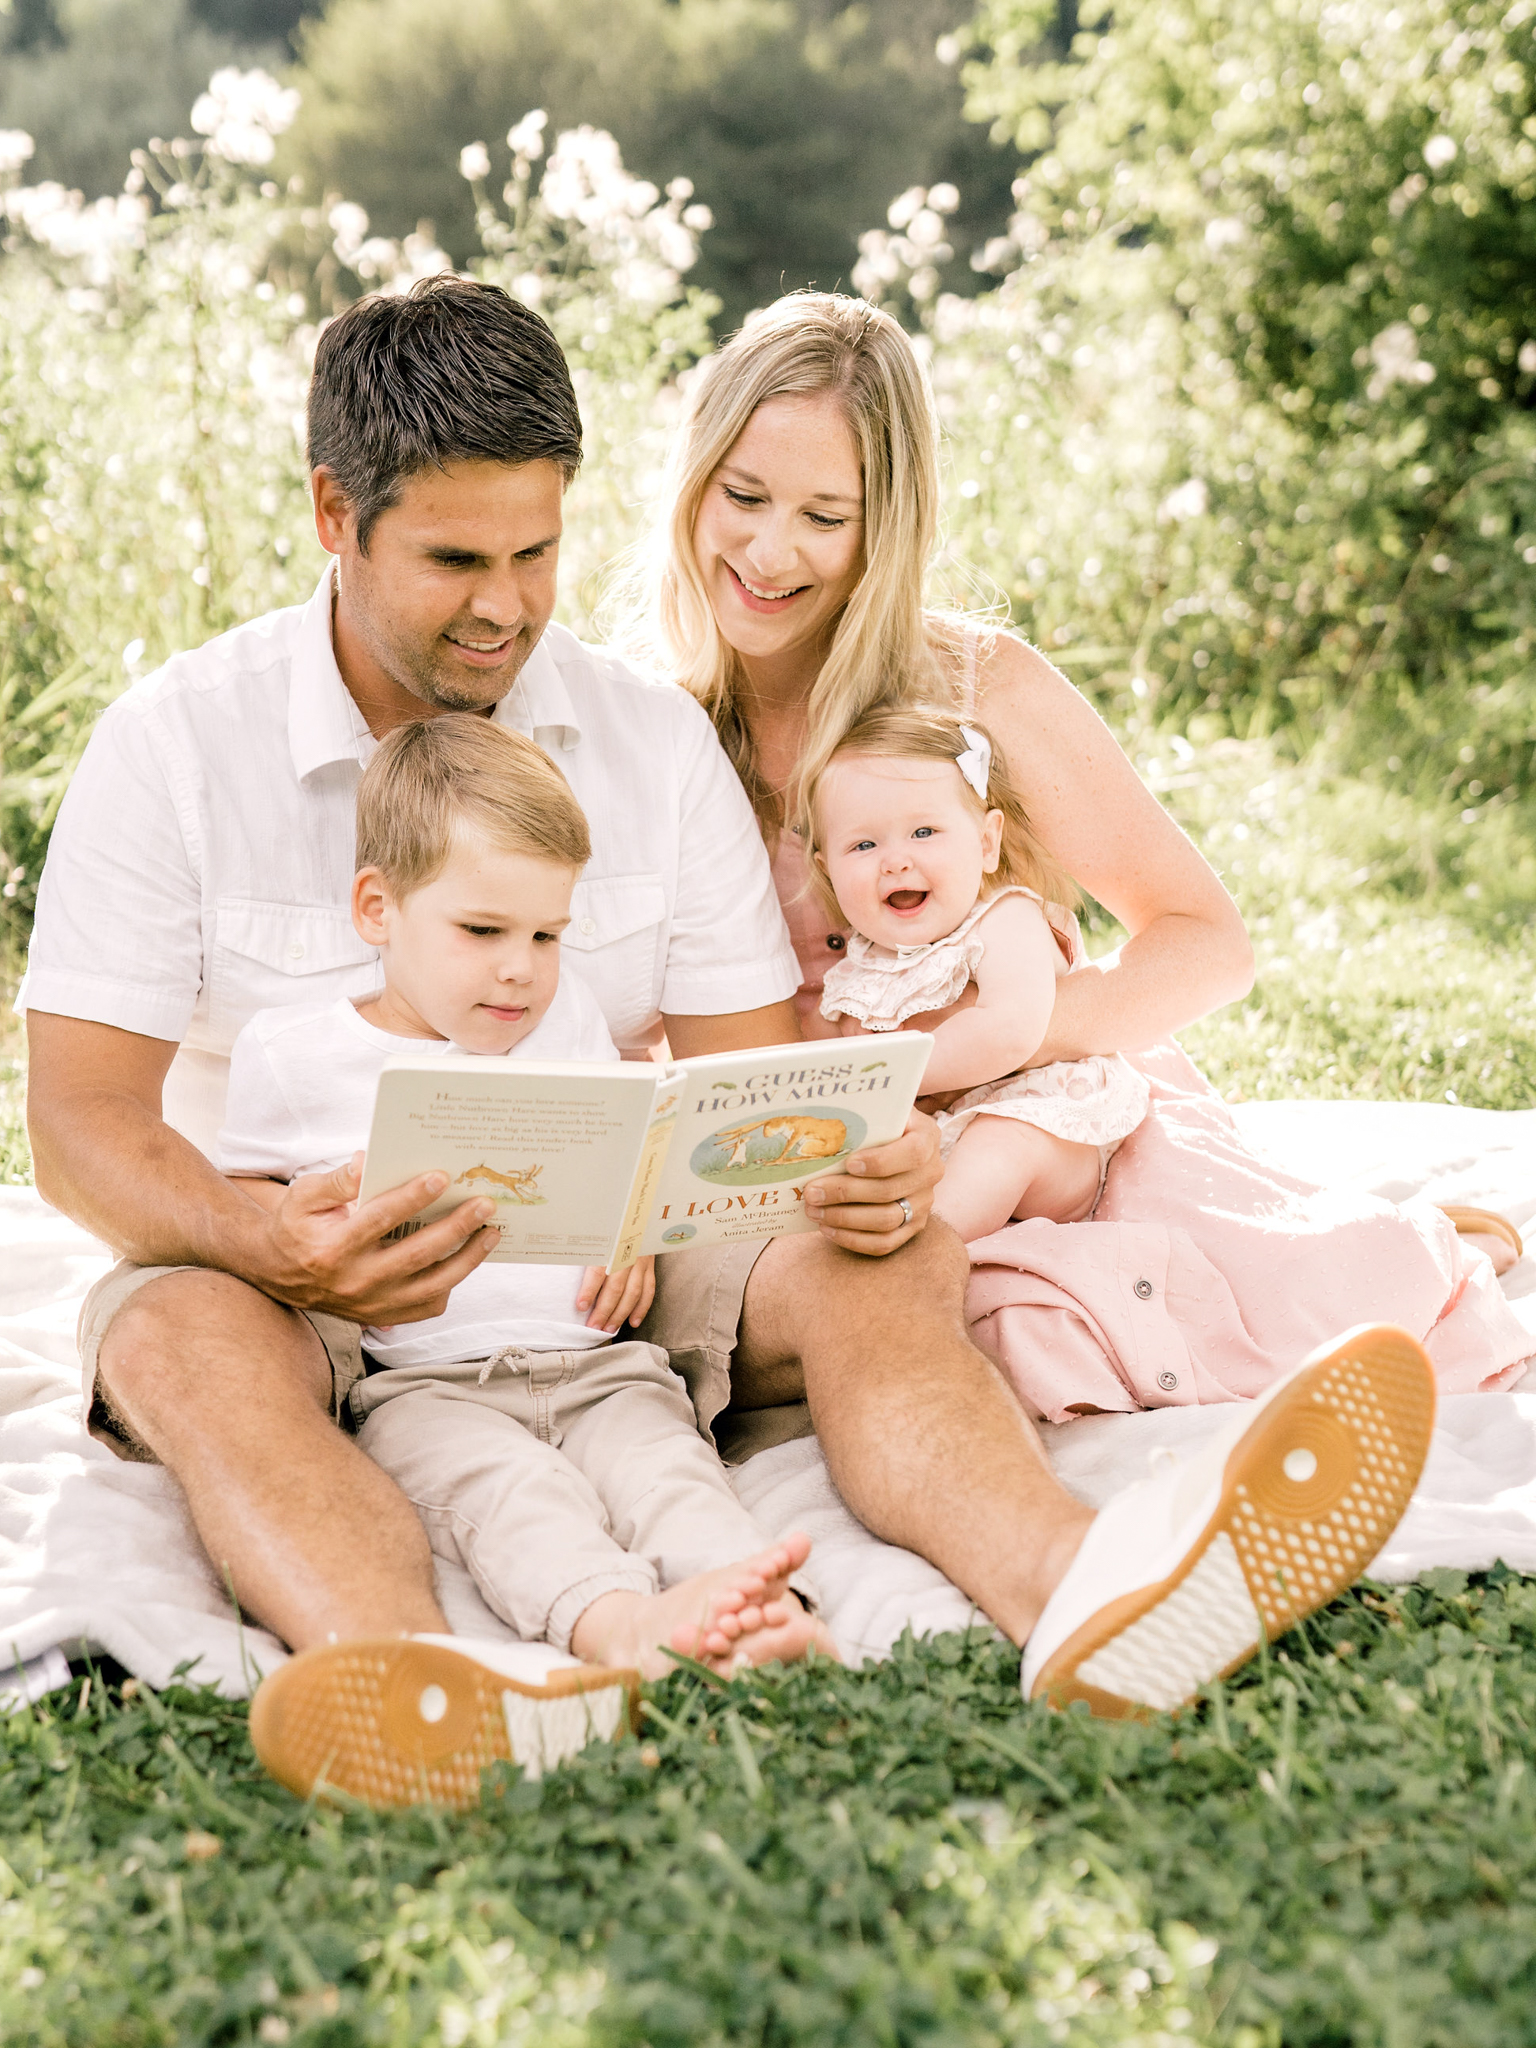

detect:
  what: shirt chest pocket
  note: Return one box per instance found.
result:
[207,898,379,1050]
[560,872,667,1040]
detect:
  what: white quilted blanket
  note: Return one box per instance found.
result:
[5,1097,1536,1699]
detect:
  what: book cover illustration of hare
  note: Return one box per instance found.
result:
[455,1162,546,1205]
[690,1109,867,1188]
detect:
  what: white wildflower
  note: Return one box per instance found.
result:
[458,142,490,184]
[327,200,368,260]
[972,235,1016,274]
[540,127,625,225]
[682,202,712,232]
[1008,212,1050,256]
[349,235,401,280]
[1159,478,1209,522]
[0,131,35,175]
[1204,216,1245,251]
[666,176,693,202]
[393,227,452,287]
[927,182,960,215]
[5,185,149,284]
[611,255,676,306]
[852,227,902,299]
[1388,172,1428,218]
[652,217,695,273]
[887,185,926,231]
[1367,321,1435,400]
[1423,133,1457,170]
[506,110,548,160]
[904,207,947,251]
[191,68,301,167]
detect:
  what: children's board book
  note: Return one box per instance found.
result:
[358,1033,934,1270]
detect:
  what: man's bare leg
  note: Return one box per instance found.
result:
[97,1269,447,1649]
[735,1220,1091,1645]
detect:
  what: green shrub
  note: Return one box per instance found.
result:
[919,0,1536,793]
[0,0,282,198]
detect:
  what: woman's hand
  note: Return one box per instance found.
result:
[801,1109,940,1256]
[577,1256,657,1334]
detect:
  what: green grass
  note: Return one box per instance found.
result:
[1097,735,1536,1113]
[7,1577,1536,2047]
[6,731,1536,2044]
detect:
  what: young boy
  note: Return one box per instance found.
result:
[220,716,831,1802]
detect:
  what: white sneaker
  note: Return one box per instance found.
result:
[1021,1323,1436,1717]
[250,1633,639,1808]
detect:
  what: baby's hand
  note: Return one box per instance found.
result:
[576,1256,657,1335]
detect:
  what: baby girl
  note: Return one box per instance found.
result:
[799,704,1150,1241]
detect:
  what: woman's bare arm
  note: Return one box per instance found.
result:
[976,634,1254,1062]
[915,894,1061,1092]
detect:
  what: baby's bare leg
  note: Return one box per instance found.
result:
[933,1115,1102,1241]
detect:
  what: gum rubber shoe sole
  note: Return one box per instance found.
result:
[1439,1205,1524,1261]
[1030,1323,1436,1718]
[249,1639,641,1808]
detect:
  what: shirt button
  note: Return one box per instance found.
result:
[579,917,596,936]
[1157,1369,1179,1392]
[287,943,305,960]
[1134,1277,1154,1299]
[826,933,846,951]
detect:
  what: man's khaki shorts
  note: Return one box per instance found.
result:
[636,1237,815,1464]
[77,1260,366,1463]
[77,1238,816,1466]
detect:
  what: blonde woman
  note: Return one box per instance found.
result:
[622,291,1529,1715]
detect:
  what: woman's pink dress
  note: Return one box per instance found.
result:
[769,799,1533,1425]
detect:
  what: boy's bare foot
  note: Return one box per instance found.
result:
[569,1532,839,1678]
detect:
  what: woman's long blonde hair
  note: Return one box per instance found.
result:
[795,704,1078,927]
[608,291,968,833]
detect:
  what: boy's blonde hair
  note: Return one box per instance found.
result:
[356,715,590,895]
[796,704,1078,926]
[607,292,971,834]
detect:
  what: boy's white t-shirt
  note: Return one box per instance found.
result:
[216,975,620,1369]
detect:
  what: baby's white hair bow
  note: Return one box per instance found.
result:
[955,725,992,801]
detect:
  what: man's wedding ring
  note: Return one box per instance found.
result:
[897,1197,913,1228]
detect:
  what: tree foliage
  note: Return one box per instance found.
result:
[933,0,1536,774]
[280,0,1023,331]
[0,0,282,197]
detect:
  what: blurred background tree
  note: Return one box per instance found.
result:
[0,0,1024,332]
[927,0,1536,798]
[279,0,1021,330]
[0,0,312,196]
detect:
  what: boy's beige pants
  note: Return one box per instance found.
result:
[348,1339,811,1653]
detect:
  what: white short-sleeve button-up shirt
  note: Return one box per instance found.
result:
[19,566,799,1158]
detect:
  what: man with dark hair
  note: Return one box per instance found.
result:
[306,277,584,548]
[18,276,939,1791]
